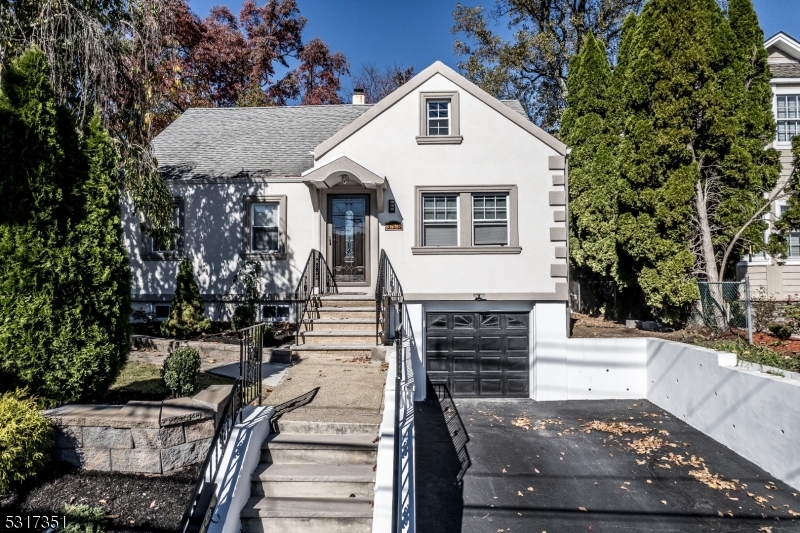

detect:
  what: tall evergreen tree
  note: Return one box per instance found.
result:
[561,33,620,286]
[611,0,781,321]
[0,48,131,405]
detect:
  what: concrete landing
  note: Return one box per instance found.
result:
[207,361,290,389]
[266,356,387,425]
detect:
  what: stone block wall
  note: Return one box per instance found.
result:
[45,385,232,474]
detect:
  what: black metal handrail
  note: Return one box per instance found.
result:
[179,322,267,533]
[180,378,242,533]
[294,249,338,339]
[376,249,403,345]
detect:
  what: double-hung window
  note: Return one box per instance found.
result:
[781,204,800,258]
[777,95,800,143]
[151,203,182,252]
[422,195,458,246]
[427,100,450,136]
[472,195,509,245]
[251,203,280,252]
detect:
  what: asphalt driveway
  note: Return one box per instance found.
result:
[416,386,800,532]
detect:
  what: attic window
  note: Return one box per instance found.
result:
[417,92,462,144]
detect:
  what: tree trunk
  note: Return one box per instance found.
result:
[695,181,719,282]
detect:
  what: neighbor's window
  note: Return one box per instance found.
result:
[427,100,450,136]
[252,203,280,252]
[422,195,458,246]
[262,304,290,322]
[472,194,508,246]
[777,95,800,143]
[781,204,800,257]
[151,203,182,253]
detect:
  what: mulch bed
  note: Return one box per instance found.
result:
[1,462,199,533]
[750,330,800,355]
[131,321,295,346]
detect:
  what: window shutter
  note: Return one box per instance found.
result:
[424,224,458,246]
[474,223,508,245]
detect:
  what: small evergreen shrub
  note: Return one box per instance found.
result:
[59,504,105,533]
[0,390,52,493]
[768,322,793,340]
[161,258,211,338]
[161,346,201,397]
[229,260,262,331]
[232,305,257,331]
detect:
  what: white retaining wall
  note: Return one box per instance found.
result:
[646,339,800,490]
[565,338,647,400]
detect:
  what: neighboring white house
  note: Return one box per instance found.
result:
[737,32,800,297]
[123,61,570,400]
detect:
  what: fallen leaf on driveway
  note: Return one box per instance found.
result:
[149,500,156,508]
[502,468,507,473]
[789,510,800,517]
[512,416,531,430]
[619,486,627,490]
[759,527,772,532]
[578,507,587,512]
[661,500,667,505]
[518,491,524,496]
[534,468,540,474]
[646,480,652,484]
[527,487,534,492]
[581,421,649,436]
[689,468,737,490]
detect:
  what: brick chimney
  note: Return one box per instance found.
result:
[352,88,365,105]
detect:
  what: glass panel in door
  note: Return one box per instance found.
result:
[330,196,368,283]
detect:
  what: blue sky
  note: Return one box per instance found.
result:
[189,0,800,89]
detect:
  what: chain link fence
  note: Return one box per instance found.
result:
[689,280,752,338]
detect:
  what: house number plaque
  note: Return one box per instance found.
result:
[385,221,403,231]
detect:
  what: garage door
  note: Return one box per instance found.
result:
[425,312,530,398]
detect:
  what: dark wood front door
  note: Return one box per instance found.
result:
[329,195,368,283]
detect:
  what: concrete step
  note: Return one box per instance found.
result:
[251,463,375,498]
[262,433,378,465]
[315,296,376,308]
[290,344,374,358]
[274,420,380,435]
[298,331,375,345]
[241,496,372,533]
[303,318,377,332]
[309,307,377,319]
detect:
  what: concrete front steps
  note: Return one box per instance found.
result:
[291,294,379,359]
[241,421,378,533]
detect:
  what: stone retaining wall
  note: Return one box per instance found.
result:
[131,335,240,359]
[45,385,232,474]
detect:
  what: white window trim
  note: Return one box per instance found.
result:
[251,202,280,252]
[472,194,510,246]
[773,87,800,149]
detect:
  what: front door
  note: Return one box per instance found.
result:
[329,195,368,283]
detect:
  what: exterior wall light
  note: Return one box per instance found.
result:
[341,174,349,184]
[474,293,485,301]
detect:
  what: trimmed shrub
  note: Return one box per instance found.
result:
[161,346,201,397]
[161,258,211,338]
[0,49,131,405]
[59,504,106,533]
[0,390,52,493]
[768,322,793,340]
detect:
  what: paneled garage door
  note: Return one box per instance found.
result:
[425,312,530,398]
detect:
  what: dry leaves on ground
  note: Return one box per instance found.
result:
[511,416,531,430]
[688,467,738,490]
[582,420,650,436]
[628,436,677,455]
[661,453,704,468]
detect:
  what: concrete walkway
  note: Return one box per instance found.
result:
[416,392,800,532]
[265,355,388,426]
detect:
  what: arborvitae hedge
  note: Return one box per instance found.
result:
[161,258,211,338]
[0,48,131,406]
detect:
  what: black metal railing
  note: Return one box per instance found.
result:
[179,322,267,533]
[294,249,338,338]
[376,249,403,345]
[392,331,415,533]
[179,378,242,533]
[239,323,266,406]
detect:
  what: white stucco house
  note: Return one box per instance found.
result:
[736,32,800,297]
[123,61,572,401]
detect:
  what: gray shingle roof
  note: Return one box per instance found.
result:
[771,63,800,78]
[153,100,529,179]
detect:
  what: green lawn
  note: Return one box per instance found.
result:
[104,361,233,404]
